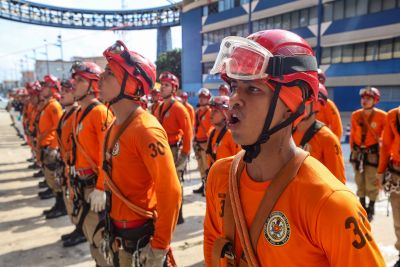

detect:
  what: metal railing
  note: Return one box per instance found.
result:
[0,0,181,30]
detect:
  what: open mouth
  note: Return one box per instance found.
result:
[227,111,240,127]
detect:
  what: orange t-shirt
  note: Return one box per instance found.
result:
[38,98,63,149]
[183,102,195,127]
[206,126,241,168]
[155,99,192,154]
[378,107,400,173]
[104,111,181,249]
[350,108,387,149]
[28,105,38,141]
[293,123,346,184]
[22,102,33,133]
[73,102,113,190]
[151,101,161,115]
[204,156,385,266]
[58,107,78,164]
[316,99,343,139]
[195,107,212,142]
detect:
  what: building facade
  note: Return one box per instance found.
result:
[181,0,400,112]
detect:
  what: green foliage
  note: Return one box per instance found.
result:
[155,49,181,83]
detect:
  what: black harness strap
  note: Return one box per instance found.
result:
[70,102,100,167]
[56,106,77,139]
[158,100,175,125]
[299,120,325,148]
[206,126,228,162]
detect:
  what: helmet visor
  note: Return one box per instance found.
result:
[210,36,273,80]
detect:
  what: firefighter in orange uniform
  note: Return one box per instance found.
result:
[193,88,212,195]
[36,76,65,217]
[26,82,43,170]
[203,29,385,266]
[155,71,192,224]
[377,107,400,267]
[99,40,181,267]
[70,61,112,267]
[206,95,240,185]
[150,89,161,115]
[293,83,346,184]
[55,79,87,247]
[181,91,195,127]
[315,69,343,140]
[350,87,387,221]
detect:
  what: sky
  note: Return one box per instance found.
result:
[0,0,182,82]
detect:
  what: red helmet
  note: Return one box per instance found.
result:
[318,83,328,104]
[43,75,60,91]
[317,69,326,85]
[360,86,380,103]
[198,88,211,99]
[181,91,188,101]
[26,81,42,95]
[210,95,229,110]
[159,71,179,89]
[61,79,74,92]
[71,61,102,81]
[218,84,230,95]
[103,40,156,96]
[247,30,318,99]
[151,89,161,97]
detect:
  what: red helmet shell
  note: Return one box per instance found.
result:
[43,75,60,91]
[159,72,179,89]
[103,41,156,96]
[360,86,380,103]
[198,88,211,99]
[181,91,188,100]
[244,30,319,100]
[71,61,103,81]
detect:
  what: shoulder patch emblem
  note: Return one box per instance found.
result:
[112,141,120,157]
[264,211,290,246]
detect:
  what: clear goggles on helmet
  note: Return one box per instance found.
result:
[210,36,317,80]
[104,40,153,88]
[71,61,96,75]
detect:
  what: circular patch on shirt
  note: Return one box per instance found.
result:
[112,142,120,156]
[370,122,377,129]
[165,112,170,118]
[264,211,290,246]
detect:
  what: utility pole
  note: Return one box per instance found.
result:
[44,39,50,75]
[248,0,253,35]
[57,34,65,78]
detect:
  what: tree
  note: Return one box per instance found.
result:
[155,49,181,85]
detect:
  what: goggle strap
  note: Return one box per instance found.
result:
[266,55,318,77]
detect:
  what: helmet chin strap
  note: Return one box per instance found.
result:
[242,82,306,163]
[107,71,140,106]
[75,80,93,102]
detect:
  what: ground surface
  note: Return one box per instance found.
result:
[0,109,397,266]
